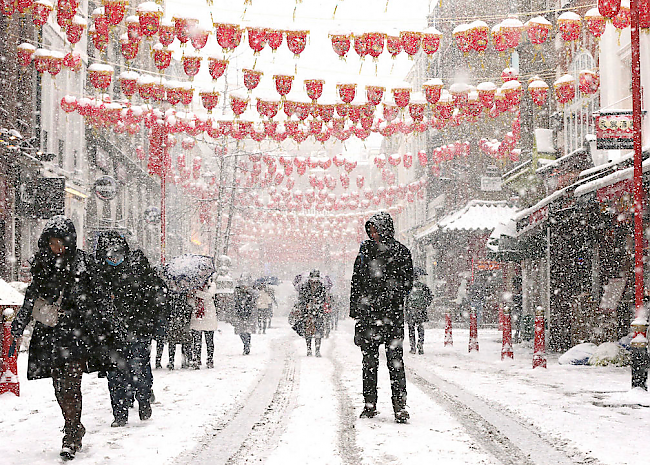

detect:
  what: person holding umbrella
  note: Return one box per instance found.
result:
[188,274,218,368]
[298,270,327,357]
[93,231,167,428]
[405,267,433,354]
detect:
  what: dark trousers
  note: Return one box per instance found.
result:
[240,332,251,354]
[407,323,425,351]
[168,342,191,367]
[191,330,214,364]
[52,360,84,444]
[107,340,153,421]
[361,337,407,412]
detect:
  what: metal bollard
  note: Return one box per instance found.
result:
[532,306,546,369]
[1,308,20,396]
[468,309,479,352]
[444,312,453,347]
[501,306,513,360]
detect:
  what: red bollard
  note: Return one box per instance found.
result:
[468,310,479,352]
[1,308,20,396]
[533,306,547,369]
[501,306,513,360]
[444,312,453,346]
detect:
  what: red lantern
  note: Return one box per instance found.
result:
[435,92,454,119]
[153,44,172,70]
[386,33,402,58]
[400,31,422,57]
[102,0,127,26]
[365,31,386,59]
[208,56,228,80]
[304,79,324,102]
[417,150,428,166]
[92,7,109,35]
[295,101,312,121]
[66,16,87,44]
[337,83,356,104]
[579,70,600,94]
[584,9,607,38]
[150,81,165,102]
[383,103,399,121]
[32,0,53,27]
[453,24,471,53]
[158,19,175,46]
[423,78,443,105]
[450,83,470,108]
[120,35,139,61]
[119,71,139,97]
[365,84,384,106]
[612,5,631,29]
[200,90,220,112]
[392,86,411,108]
[60,95,77,113]
[502,81,522,107]
[525,16,552,45]
[554,74,576,104]
[353,32,368,59]
[45,51,62,76]
[173,15,198,44]
[215,22,243,53]
[126,15,142,43]
[15,0,33,14]
[274,74,294,98]
[266,28,283,51]
[17,43,36,67]
[528,79,549,106]
[240,68,261,91]
[182,54,202,79]
[491,24,508,52]
[557,12,582,41]
[501,68,519,83]
[409,98,426,122]
[179,84,194,105]
[57,0,77,22]
[598,0,621,18]
[403,152,413,168]
[330,31,351,58]
[477,81,496,108]
[166,82,181,105]
[230,93,249,116]
[286,29,308,58]
[421,27,442,55]
[137,75,154,100]
[247,26,267,54]
[61,51,80,71]
[468,20,489,52]
[501,16,523,48]
[318,104,335,122]
[182,137,196,151]
[88,63,114,90]
[190,25,209,50]
[137,2,162,37]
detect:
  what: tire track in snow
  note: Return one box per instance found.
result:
[407,363,602,465]
[328,332,364,465]
[173,333,300,465]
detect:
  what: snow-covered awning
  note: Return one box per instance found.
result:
[0,278,25,306]
[574,150,650,198]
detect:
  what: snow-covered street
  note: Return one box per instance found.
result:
[2,318,649,465]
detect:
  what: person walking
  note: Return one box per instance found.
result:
[298,270,327,356]
[405,269,433,355]
[233,274,257,355]
[93,231,167,428]
[350,211,413,423]
[10,216,110,460]
[255,283,274,334]
[188,275,218,368]
[165,284,193,369]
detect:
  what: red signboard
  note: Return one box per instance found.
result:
[596,112,634,149]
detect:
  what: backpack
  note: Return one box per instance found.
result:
[407,282,432,310]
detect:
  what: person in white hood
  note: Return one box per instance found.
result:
[188,274,218,369]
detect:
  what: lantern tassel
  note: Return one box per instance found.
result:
[385,0,389,12]
[332,4,338,19]
[293,6,297,21]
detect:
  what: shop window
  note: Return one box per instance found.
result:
[563,51,599,156]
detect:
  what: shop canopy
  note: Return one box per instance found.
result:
[416,200,519,241]
[0,278,25,306]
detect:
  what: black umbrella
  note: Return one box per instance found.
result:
[161,254,215,292]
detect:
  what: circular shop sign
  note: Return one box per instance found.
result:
[93,175,118,201]
[143,206,161,224]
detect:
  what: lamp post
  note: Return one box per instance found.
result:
[630,0,648,390]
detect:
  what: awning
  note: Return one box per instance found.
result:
[416,200,519,242]
[574,154,650,198]
[514,188,568,237]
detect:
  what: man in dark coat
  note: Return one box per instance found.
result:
[406,270,433,354]
[93,231,167,427]
[11,215,109,460]
[350,211,413,423]
[297,270,327,357]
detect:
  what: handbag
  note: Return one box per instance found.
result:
[32,295,62,327]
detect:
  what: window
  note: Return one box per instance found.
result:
[563,51,599,156]
[58,139,64,168]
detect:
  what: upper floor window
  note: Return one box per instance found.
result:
[563,51,599,156]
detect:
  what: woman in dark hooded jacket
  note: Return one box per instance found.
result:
[92,230,167,427]
[10,215,109,460]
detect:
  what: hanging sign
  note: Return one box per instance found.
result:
[596,112,634,150]
[93,175,118,201]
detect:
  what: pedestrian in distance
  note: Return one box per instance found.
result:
[298,270,327,356]
[92,231,167,428]
[405,268,433,355]
[165,284,193,369]
[233,273,257,355]
[188,274,218,369]
[255,282,274,334]
[10,216,111,460]
[350,211,414,424]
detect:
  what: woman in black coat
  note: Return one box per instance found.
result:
[10,216,109,460]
